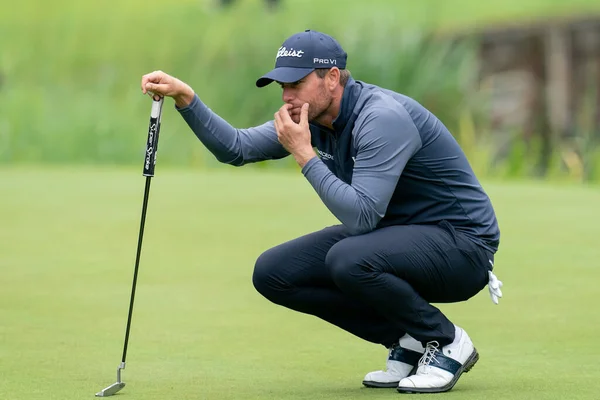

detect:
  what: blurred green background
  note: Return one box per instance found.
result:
[2,0,600,180]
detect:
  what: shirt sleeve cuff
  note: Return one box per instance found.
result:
[301,156,322,176]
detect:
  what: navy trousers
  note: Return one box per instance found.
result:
[252,221,493,348]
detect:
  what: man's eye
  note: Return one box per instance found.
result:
[280,80,302,89]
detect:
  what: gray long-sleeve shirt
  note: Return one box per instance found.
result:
[177,78,500,252]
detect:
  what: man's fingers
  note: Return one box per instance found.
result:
[144,82,170,97]
[141,75,150,94]
[141,70,166,94]
[146,70,164,82]
[141,72,156,94]
[144,82,158,92]
[300,103,309,126]
[273,112,282,136]
[278,104,294,125]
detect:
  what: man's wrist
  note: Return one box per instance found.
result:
[294,148,317,168]
[174,86,195,108]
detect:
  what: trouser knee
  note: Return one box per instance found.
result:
[252,248,286,303]
[326,242,371,291]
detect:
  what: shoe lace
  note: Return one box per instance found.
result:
[418,341,440,368]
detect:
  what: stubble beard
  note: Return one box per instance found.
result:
[308,84,332,124]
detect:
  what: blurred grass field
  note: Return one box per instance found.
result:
[3,0,600,172]
[1,166,599,400]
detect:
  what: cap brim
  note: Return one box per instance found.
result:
[256,67,315,88]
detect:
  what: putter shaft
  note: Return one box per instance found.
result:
[95,96,164,397]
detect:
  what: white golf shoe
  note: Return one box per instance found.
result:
[362,334,425,388]
[397,325,479,393]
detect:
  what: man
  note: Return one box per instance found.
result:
[140,29,503,394]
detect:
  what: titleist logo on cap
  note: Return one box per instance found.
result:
[276,46,305,59]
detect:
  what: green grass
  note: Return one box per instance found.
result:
[1,166,599,399]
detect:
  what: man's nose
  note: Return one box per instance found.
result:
[282,88,294,103]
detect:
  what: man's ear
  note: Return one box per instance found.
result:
[327,67,341,89]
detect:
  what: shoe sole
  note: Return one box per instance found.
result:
[396,348,479,394]
[362,381,399,388]
[362,365,419,389]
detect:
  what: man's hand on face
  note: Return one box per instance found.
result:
[274,103,317,168]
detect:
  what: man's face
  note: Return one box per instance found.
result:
[279,71,332,124]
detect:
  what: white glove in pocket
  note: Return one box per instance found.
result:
[488,270,503,305]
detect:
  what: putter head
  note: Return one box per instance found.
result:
[95,382,126,397]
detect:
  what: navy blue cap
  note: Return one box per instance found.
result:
[256,30,347,88]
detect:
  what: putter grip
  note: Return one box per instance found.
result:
[143,97,164,177]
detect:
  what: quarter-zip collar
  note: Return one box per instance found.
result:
[332,77,361,135]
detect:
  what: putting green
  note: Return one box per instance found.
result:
[1,166,599,399]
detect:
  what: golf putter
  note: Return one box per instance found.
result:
[96,94,164,397]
